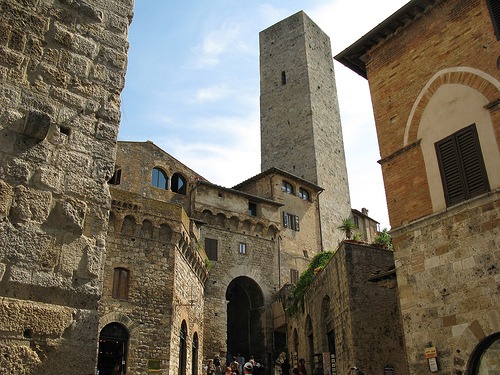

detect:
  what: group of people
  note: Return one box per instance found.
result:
[281,357,364,375]
[207,354,262,375]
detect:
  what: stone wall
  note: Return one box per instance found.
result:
[287,242,408,375]
[0,0,132,373]
[392,193,500,374]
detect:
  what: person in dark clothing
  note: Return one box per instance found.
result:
[281,358,291,375]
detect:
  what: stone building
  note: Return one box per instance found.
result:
[99,141,208,374]
[351,208,380,243]
[336,0,500,373]
[0,1,133,374]
[286,242,408,375]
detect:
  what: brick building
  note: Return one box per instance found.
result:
[336,0,500,373]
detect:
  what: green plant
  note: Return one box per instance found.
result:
[287,251,334,316]
[205,259,213,271]
[372,228,393,250]
[338,218,356,239]
[351,232,362,241]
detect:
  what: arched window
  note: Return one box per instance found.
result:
[152,167,168,189]
[192,332,199,375]
[112,268,129,299]
[299,188,310,201]
[171,172,187,195]
[179,320,188,375]
[282,180,294,194]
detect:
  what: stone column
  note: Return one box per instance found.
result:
[0,1,133,373]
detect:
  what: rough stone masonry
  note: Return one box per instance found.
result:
[0,0,133,373]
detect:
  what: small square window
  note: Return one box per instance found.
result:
[248,202,257,216]
[108,168,122,185]
[239,243,247,255]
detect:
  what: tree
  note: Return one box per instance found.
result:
[338,218,356,239]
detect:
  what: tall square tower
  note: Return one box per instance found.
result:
[259,11,351,250]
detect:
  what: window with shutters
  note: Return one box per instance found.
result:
[290,269,299,284]
[283,212,300,231]
[112,268,129,299]
[487,0,500,40]
[435,124,490,207]
[205,238,218,261]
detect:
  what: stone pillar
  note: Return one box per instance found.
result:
[0,1,133,373]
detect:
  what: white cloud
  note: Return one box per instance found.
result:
[190,22,242,68]
[195,84,231,103]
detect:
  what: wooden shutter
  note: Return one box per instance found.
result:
[283,211,289,228]
[112,268,129,299]
[294,215,300,231]
[435,125,489,207]
[204,238,218,261]
[487,0,500,40]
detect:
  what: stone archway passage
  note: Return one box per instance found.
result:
[98,323,129,375]
[226,276,265,364]
[467,332,500,374]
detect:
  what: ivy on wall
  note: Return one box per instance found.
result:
[287,251,334,315]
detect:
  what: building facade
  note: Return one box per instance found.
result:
[336,0,500,373]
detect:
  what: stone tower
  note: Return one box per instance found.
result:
[259,11,351,250]
[0,1,133,373]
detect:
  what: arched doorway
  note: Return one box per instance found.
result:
[467,332,500,374]
[98,323,129,375]
[179,320,188,375]
[226,276,265,362]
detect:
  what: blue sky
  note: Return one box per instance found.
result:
[119,0,410,230]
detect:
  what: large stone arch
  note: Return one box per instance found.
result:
[225,276,265,362]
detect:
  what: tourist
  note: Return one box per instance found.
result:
[281,358,291,375]
[244,362,253,374]
[231,357,240,375]
[208,359,216,375]
[298,359,307,375]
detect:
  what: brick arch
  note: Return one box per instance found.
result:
[453,310,500,374]
[404,67,500,146]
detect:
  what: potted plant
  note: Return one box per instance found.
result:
[338,218,356,240]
